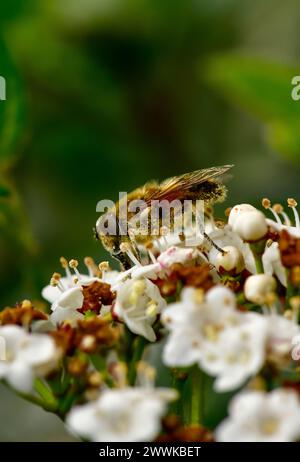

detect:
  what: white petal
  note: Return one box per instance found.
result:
[7,361,34,393]
[52,286,83,311]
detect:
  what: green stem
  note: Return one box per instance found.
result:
[34,378,58,410]
[18,392,52,410]
[254,256,264,274]
[128,336,147,385]
[170,370,187,418]
[250,242,265,274]
[190,366,204,425]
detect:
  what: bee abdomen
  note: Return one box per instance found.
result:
[188,181,227,203]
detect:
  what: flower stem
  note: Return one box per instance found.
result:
[128,336,147,385]
[34,378,58,411]
[190,366,204,425]
[250,242,265,274]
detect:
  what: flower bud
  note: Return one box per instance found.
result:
[228,204,257,227]
[244,274,276,304]
[233,211,268,242]
[215,245,245,274]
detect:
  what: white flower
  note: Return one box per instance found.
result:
[66,387,177,442]
[44,259,116,325]
[208,225,255,274]
[115,245,204,283]
[162,286,267,391]
[216,389,300,442]
[114,278,166,342]
[232,210,268,242]
[244,274,277,304]
[42,273,100,305]
[42,256,118,304]
[0,325,60,393]
[214,245,245,274]
[263,198,300,238]
[200,312,267,392]
[157,246,201,268]
[266,314,300,357]
[262,241,287,287]
[228,204,257,227]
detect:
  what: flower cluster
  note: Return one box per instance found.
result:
[3,197,300,442]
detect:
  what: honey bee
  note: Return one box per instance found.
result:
[95,165,233,269]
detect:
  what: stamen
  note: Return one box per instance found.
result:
[52,272,62,280]
[50,276,64,292]
[273,203,291,226]
[98,261,110,280]
[51,272,65,291]
[262,198,271,209]
[272,203,283,214]
[262,198,282,225]
[147,248,157,264]
[287,198,300,228]
[128,229,142,262]
[21,300,32,309]
[120,242,141,266]
[60,256,72,278]
[225,207,232,217]
[136,361,156,388]
[146,301,158,317]
[69,259,81,279]
[84,257,100,277]
[272,202,293,227]
[154,238,163,253]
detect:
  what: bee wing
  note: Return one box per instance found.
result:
[144,165,233,203]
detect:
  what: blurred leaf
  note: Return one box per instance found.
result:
[8,19,126,126]
[0,177,36,254]
[0,182,11,198]
[205,54,300,162]
[0,0,27,24]
[0,37,25,171]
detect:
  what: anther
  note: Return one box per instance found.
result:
[69,259,81,279]
[52,272,62,281]
[263,199,282,225]
[262,198,271,209]
[60,256,71,278]
[288,198,298,208]
[120,242,141,266]
[84,256,100,277]
[69,259,78,269]
[60,257,68,268]
[287,198,300,228]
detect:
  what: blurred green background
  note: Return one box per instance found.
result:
[1,0,300,441]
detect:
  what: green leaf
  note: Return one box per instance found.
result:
[0,37,25,171]
[205,54,300,162]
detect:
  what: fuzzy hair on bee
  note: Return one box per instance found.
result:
[96,165,233,269]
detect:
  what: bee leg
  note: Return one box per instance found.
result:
[203,231,225,255]
[112,252,133,271]
[193,204,225,255]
